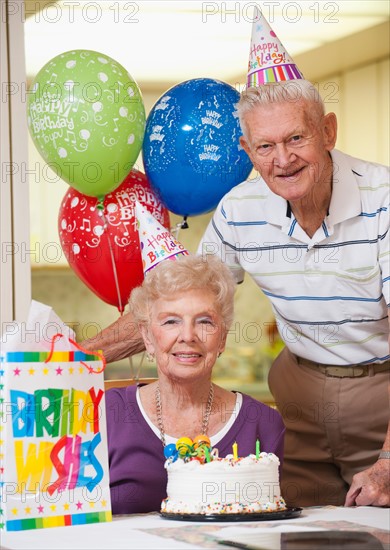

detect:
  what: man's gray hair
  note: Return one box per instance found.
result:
[237,80,325,137]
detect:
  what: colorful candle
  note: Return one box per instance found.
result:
[204,446,211,463]
[256,439,260,459]
[232,441,238,460]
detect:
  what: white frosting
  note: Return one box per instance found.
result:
[161,452,286,514]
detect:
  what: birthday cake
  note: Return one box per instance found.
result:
[161,436,286,515]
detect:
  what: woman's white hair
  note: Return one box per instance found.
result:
[129,254,235,330]
[237,80,325,137]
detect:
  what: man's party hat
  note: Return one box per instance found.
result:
[247,7,304,87]
[135,201,189,275]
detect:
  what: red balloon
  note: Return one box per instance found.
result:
[58,170,170,312]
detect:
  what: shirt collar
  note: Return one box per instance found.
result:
[327,149,362,226]
[264,188,289,227]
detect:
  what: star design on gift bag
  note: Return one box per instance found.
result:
[37,505,44,513]
[101,499,107,508]
[13,368,21,376]
[43,367,49,375]
[63,503,70,511]
[11,508,18,515]
[24,507,31,514]
[55,367,63,376]
[28,368,35,375]
[50,505,56,512]
[76,501,83,510]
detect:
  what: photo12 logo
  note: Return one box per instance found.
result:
[202,480,280,503]
[3,1,141,24]
[201,2,339,24]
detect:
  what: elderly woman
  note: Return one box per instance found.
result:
[106,255,285,514]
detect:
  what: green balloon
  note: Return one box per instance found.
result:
[27,50,145,197]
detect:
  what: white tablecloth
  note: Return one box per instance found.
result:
[2,506,389,549]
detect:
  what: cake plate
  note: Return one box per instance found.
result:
[160,507,302,522]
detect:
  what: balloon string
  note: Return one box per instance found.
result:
[129,355,135,380]
[98,205,124,314]
[44,333,106,374]
[171,217,189,240]
[128,352,146,383]
[106,230,124,313]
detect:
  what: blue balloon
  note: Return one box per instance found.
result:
[142,78,253,216]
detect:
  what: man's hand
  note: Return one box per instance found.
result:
[80,311,145,363]
[345,458,390,507]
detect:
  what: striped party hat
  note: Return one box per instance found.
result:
[247,7,304,87]
[135,201,189,275]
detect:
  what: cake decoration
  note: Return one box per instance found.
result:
[232,441,238,460]
[256,439,260,458]
[164,435,215,464]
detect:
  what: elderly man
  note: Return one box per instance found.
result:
[83,80,389,508]
[199,79,389,508]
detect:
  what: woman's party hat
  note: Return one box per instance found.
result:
[135,201,189,275]
[247,7,304,87]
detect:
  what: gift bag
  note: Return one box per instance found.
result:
[0,333,112,531]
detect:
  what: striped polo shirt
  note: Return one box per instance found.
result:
[199,150,390,365]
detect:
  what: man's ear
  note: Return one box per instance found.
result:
[323,112,337,151]
[239,135,251,157]
[240,135,257,169]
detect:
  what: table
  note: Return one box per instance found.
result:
[2,506,389,549]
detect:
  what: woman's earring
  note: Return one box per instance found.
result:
[218,352,222,358]
[146,352,155,363]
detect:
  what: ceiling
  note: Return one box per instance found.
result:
[24,1,390,88]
